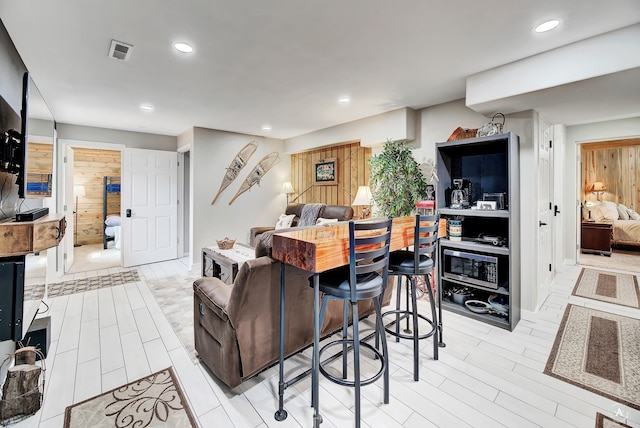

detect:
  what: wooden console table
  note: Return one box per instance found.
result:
[1,214,66,342]
[0,213,66,257]
[202,243,254,285]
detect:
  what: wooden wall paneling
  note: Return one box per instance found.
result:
[580,140,640,212]
[26,142,53,173]
[73,148,121,245]
[288,141,370,214]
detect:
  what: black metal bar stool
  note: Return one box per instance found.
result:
[383,213,440,381]
[311,218,392,428]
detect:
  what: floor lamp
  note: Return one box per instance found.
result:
[73,185,85,247]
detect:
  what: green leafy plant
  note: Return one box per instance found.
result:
[369,139,427,217]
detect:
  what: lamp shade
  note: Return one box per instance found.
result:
[352,186,373,206]
[74,185,86,197]
[589,182,606,192]
[281,181,294,194]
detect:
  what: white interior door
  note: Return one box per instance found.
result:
[537,119,554,308]
[64,145,75,272]
[122,148,178,267]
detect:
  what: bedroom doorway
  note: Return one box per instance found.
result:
[62,142,124,274]
[577,138,640,271]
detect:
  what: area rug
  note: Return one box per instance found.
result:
[572,268,640,308]
[596,412,633,428]
[64,367,197,427]
[146,274,200,363]
[544,304,640,411]
[24,269,140,300]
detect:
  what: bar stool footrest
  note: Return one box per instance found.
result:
[382,309,437,340]
[318,339,385,387]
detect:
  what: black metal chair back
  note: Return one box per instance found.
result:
[413,213,439,274]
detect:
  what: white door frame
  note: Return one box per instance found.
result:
[59,139,125,272]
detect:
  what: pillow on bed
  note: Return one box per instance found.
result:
[275,214,295,230]
[617,204,630,220]
[105,215,121,226]
[599,201,619,220]
[628,209,640,221]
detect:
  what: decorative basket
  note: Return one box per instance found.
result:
[216,238,236,250]
[447,126,479,141]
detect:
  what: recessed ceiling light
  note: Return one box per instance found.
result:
[338,96,351,104]
[262,125,272,131]
[534,19,560,33]
[140,104,154,112]
[174,42,194,53]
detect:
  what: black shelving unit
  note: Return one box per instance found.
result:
[436,132,520,331]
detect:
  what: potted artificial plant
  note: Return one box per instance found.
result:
[369,139,428,217]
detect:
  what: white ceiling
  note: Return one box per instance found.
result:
[1,0,639,140]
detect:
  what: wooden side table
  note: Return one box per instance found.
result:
[581,221,613,256]
[202,243,255,284]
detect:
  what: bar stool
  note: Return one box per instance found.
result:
[383,213,439,381]
[311,218,392,428]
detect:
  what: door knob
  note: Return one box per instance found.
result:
[539,221,547,227]
[126,209,132,218]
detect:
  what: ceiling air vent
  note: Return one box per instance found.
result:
[108,40,133,61]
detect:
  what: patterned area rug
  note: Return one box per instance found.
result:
[146,274,200,363]
[596,412,633,428]
[24,270,140,301]
[572,268,640,308]
[64,367,196,427]
[544,304,640,411]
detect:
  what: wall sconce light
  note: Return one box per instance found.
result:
[588,181,606,201]
[282,181,295,204]
[352,185,373,219]
[73,185,86,247]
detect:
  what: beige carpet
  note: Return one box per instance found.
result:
[572,268,640,308]
[580,248,640,274]
[64,367,196,427]
[596,412,633,428]
[544,304,640,411]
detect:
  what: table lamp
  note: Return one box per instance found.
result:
[352,185,373,219]
[588,181,606,201]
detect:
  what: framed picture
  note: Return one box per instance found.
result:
[314,158,337,185]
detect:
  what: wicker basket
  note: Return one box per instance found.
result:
[216,238,236,250]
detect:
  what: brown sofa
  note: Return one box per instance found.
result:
[249,203,354,246]
[193,253,391,389]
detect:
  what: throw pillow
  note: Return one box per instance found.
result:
[275,214,295,230]
[599,201,619,220]
[316,217,338,226]
[617,204,630,220]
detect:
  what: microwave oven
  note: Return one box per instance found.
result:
[442,249,498,289]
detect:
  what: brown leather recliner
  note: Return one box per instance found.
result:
[193,255,391,388]
[249,203,354,247]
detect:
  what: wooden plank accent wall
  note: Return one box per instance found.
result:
[73,148,121,245]
[26,142,53,173]
[290,141,371,218]
[581,138,640,212]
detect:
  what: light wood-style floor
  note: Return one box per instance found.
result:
[11,246,640,428]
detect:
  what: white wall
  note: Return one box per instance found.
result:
[191,128,288,268]
[562,117,640,263]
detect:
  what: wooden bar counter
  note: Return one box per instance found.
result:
[272,216,414,273]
